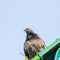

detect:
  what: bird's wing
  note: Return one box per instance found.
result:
[31,39,46,52]
[24,41,38,59]
[24,39,46,59]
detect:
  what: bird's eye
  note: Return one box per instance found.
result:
[26,28,29,30]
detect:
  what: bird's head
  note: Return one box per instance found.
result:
[24,28,34,34]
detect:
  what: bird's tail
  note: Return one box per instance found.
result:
[19,52,29,60]
[20,52,25,56]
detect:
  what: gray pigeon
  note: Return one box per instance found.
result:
[24,28,46,59]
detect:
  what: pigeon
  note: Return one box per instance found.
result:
[24,28,46,59]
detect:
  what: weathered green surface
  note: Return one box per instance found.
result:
[31,38,60,60]
[31,55,40,60]
[55,48,60,60]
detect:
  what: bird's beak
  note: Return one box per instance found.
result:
[24,29,26,32]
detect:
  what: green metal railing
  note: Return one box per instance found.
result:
[55,48,60,60]
[31,38,60,60]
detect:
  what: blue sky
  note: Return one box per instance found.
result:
[0,0,60,60]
